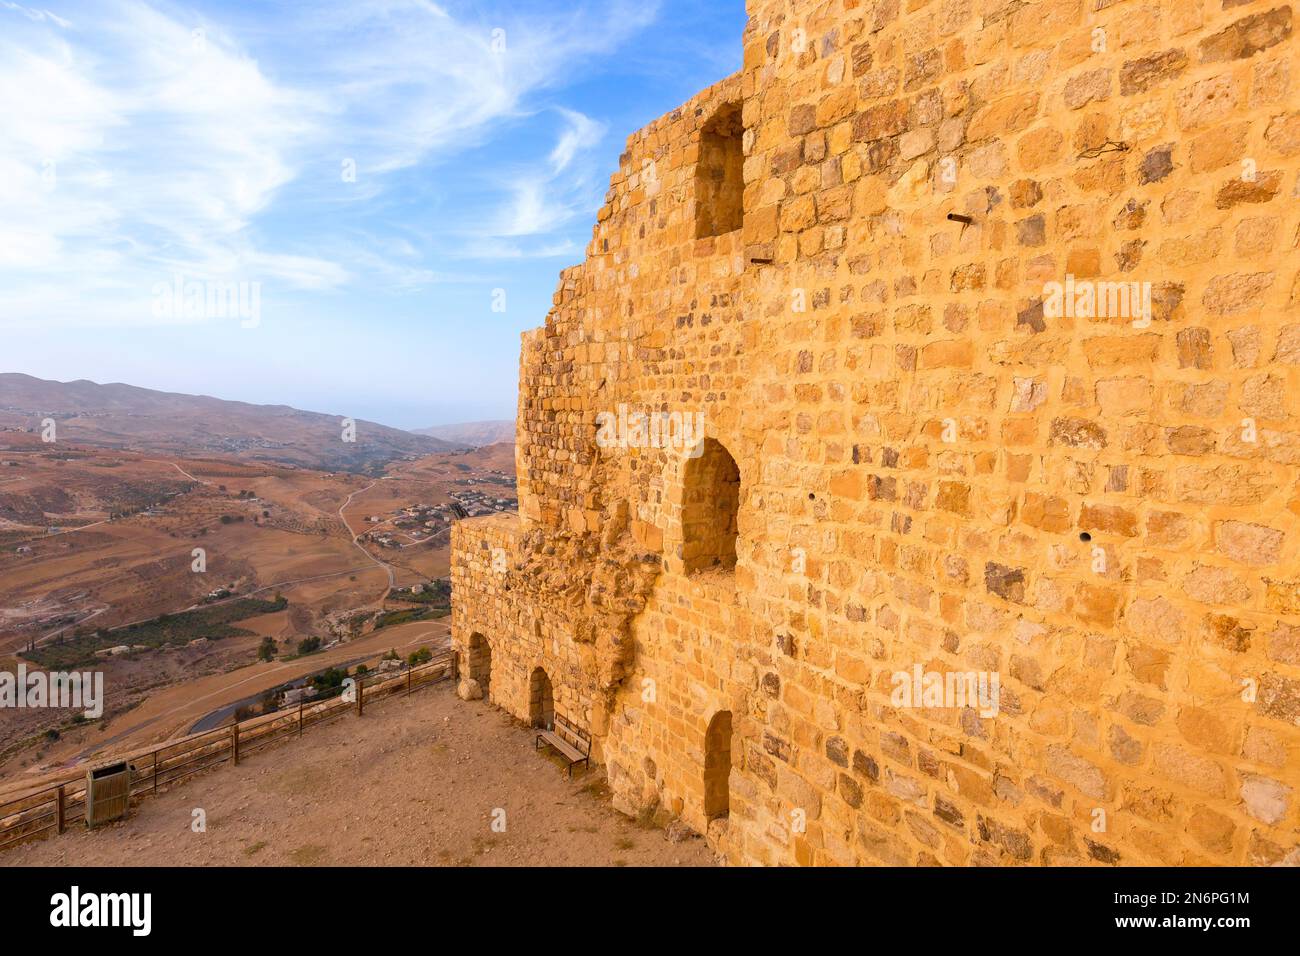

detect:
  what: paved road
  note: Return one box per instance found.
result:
[186,628,448,734]
[66,624,450,763]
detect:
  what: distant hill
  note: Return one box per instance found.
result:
[412,420,514,447]
[0,373,461,473]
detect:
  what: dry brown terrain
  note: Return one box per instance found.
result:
[385,441,515,484]
[5,683,718,867]
[0,433,376,656]
[0,437,515,780]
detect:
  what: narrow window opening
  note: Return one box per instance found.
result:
[682,438,740,574]
[695,103,744,238]
[704,710,733,820]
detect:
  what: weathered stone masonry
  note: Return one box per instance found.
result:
[453,0,1300,865]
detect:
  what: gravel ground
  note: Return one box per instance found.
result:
[6,683,718,867]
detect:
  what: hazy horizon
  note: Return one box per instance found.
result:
[0,369,518,433]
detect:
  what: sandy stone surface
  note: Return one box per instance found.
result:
[6,683,719,867]
[448,0,1300,867]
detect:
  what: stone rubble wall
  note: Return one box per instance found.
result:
[454,0,1300,866]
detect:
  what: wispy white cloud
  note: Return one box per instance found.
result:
[0,0,333,325]
[549,107,605,174]
[0,0,659,327]
[0,1,71,27]
[478,106,606,248]
[288,0,648,175]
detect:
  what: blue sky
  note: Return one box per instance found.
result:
[0,0,746,428]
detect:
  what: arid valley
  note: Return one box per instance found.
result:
[0,376,516,792]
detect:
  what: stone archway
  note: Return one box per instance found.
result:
[528,667,554,730]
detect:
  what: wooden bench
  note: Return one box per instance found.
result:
[535,713,591,777]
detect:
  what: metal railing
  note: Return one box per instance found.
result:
[0,651,456,855]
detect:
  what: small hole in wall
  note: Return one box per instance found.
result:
[1079,532,1092,542]
[808,492,816,500]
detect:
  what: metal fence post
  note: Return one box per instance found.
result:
[298,701,304,736]
[232,723,240,766]
[56,785,64,835]
[356,676,364,717]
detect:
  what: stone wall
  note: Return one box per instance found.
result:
[452,0,1300,866]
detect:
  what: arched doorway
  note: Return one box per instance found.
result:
[528,667,554,730]
[704,710,732,820]
[683,438,741,574]
[467,633,492,697]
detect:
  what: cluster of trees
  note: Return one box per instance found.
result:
[309,667,348,695]
[28,596,287,669]
[374,607,430,629]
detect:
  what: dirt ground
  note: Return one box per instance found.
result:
[4,682,720,868]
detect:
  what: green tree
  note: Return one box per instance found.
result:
[309,667,347,695]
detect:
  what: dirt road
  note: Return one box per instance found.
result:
[338,480,396,598]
